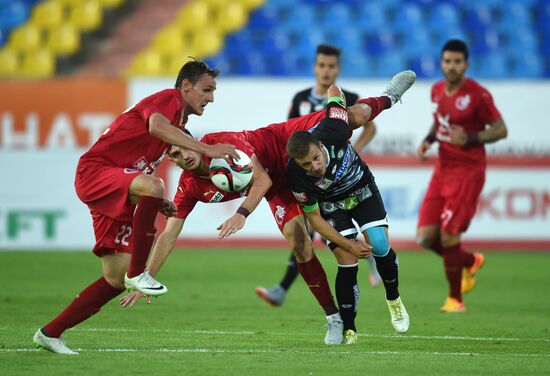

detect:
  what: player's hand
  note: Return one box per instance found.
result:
[205,143,239,161]
[119,291,151,308]
[416,141,431,161]
[346,239,372,259]
[159,199,177,217]
[449,124,467,146]
[217,213,246,239]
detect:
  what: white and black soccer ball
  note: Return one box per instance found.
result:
[209,149,253,192]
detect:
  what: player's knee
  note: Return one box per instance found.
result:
[366,226,390,257]
[103,273,125,290]
[143,176,165,198]
[416,230,437,249]
[440,232,459,248]
[284,222,311,261]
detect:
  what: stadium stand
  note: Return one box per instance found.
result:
[1,0,550,78]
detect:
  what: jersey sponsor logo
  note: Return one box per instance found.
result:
[209,191,224,203]
[329,107,348,123]
[315,177,333,190]
[292,191,307,203]
[333,144,352,182]
[123,168,140,174]
[299,101,311,116]
[275,205,286,225]
[455,95,471,111]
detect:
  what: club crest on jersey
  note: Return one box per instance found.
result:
[316,177,333,190]
[209,191,224,203]
[329,107,348,123]
[293,192,307,203]
[455,95,471,111]
[299,101,311,116]
[275,205,286,225]
[133,157,148,171]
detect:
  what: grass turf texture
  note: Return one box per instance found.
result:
[1,249,549,375]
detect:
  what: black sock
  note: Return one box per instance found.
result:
[335,264,359,332]
[374,248,400,301]
[279,253,299,291]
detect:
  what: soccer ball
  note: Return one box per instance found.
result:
[209,149,253,192]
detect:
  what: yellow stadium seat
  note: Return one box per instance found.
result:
[8,24,42,53]
[166,53,196,75]
[190,29,222,57]
[128,49,163,76]
[98,0,125,9]
[176,2,209,31]
[31,1,64,29]
[215,1,247,33]
[153,25,184,57]
[237,0,266,11]
[47,23,81,56]
[69,0,103,32]
[20,49,56,78]
[0,48,19,78]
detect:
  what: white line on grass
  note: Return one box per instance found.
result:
[1,347,549,358]
[73,328,550,343]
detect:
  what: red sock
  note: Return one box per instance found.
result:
[296,255,338,315]
[461,246,475,268]
[356,96,392,121]
[127,195,164,277]
[42,277,123,338]
[442,244,463,301]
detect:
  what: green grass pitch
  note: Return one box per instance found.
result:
[1,249,549,375]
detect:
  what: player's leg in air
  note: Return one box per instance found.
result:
[416,172,485,313]
[34,172,171,354]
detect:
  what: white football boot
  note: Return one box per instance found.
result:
[33,329,78,355]
[324,313,344,345]
[386,296,410,333]
[124,269,167,296]
[382,70,417,105]
[255,285,286,307]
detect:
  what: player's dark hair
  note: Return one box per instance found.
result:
[316,44,341,60]
[287,131,320,159]
[175,58,220,88]
[441,39,469,61]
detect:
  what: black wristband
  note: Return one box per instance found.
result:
[236,207,250,218]
[424,131,436,144]
[466,132,480,145]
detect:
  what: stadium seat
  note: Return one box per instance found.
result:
[340,53,374,78]
[365,31,396,55]
[190,28,223,57]
[236,51,268,75]
[128,49,163,75]
[464,5,493,35]
[8,24,41,53]
[280,5,314,33]
[224,29,253,56]
[238,0,266,11]
[153,25,184,58]
[392,3,423,33]
[176,2,209,31]
[356,3,387,33]
[477,53,508,78]
[374,52,407,77]
[433,29,469,50]
[503,28,539,53]
[0,1,29,32]
[69,0,103,32]
[428,3,460,31]
[471,30,501,54]
[399,29,433,58]
[20,49,55,77]
[410,55,439,79]
[31,1,64,30]
[247,4,279,30]
[97,0,125,10]
[320,4,352,29]
[47,23,81,56]
[0,47,18,77]
[215,1,248,33]
[510,53,545,78]
[497,2,532,33]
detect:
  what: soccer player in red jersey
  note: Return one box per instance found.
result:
[119,79,408,344]
[416,40,508,313]
[33,60,238,354]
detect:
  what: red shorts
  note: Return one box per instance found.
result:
[266,186,303,233]
[75,161,141,256]
[417,167,485,235]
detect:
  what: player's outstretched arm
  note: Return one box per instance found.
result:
[304,207,372,259]
[119,217,185,308]
[217,155,272,239]
[353,121,377,152]
[148,112,238,160]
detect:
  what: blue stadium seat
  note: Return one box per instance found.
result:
[399,29,433,58]
[477,53,508,78]
[340,53,374,78]
[248,5,279,30]
[510,53,545,78]
[365,31,396,55]
[471,30,501,55]
[320,4,353,29]
[409,55,439,79]
[324,28,362,52]
[374,52,407,77]
[392,3,423,33]
[204,55,231,75]
[463,5,494,35]
[224,30,253,57]
[236,51,269,76]
[280,5,315,33]
[503,28,539,53]
[497,2,532,33]
[356,3,387,33]
[0,1,29,31]
[428,3,460,31]
[433,29,469,50]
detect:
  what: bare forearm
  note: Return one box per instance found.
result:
[149,114,207,154]
[479,118,508,144]
[240,173,271,213]
[306,211,350,250]
[147,218,184,276]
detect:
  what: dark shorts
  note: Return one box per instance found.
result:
[321,179,388,251]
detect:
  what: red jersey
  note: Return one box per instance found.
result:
[432,78,501,170]
[173,110,326,219]
[79,89,187,175]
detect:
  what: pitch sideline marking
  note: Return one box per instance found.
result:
[1,347,549,358]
